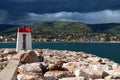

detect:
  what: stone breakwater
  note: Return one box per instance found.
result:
[0,48,16,72]
[0,49,120,80]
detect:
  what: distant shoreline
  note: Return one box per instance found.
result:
[0,41,120,44]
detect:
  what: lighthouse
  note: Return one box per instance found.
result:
[16,25,32,52]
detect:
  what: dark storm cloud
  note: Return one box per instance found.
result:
[0,10,9,24]
[8,0,120,12]
[1,0,120,13]
[13,10,120,25]
[0,0,120,24]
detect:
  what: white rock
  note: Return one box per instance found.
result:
[44,71,74,80]
[0,58,3,62]
[17,74,44,80]
[3,49,15,54]
[89,64,112,71]
[87,57,102,63]
[18,62,43,74]
[7,54,13,60]
[74,69,88,78]
[112,63,120,71]
[94,79,105,80]
[59,77,85,80]
[109,72,120,79]
[62,62,81,72]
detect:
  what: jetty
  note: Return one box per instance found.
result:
[0,49,120,80]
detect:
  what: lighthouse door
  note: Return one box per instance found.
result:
[23,34,26,50]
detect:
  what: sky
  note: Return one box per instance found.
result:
[0,0,120,25]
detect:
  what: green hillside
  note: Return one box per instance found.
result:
[88,23,120,33]
[1,21,120,35]
[0,21,120,42]
[30,21,91,33]
[105,26,120,34]
[0,24,19,34]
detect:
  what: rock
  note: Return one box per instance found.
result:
[3,49,16,55]
[62,62,81,72]
[105,71,120,79]
[47,61,65,71]
[7,54,13,60]
[93,70,107,77]
[35,50,44,61]
[3,57,8,61]
[102,71,109,78]
[0,54,4,58]
[47,64,57,70]
[89,64,112,71]
[59,76,86,80]
[17,62,43,76]
[74,69,89,78]
[0,62,7,69]
[92,79,105,80]
[105,75,120,80]
[39,62,48,74]
[17,62,45,80]
[80,52,89,58]
[0,62,4,69]
[105,76,112,80]
[44,71,74,80]
[34,49,43,55]
[73,65,109,79]
[47,63,62,71]
[38,55,44,62]
[87,57,102,63]
[20,51,43,63]
[17,74,45,80]
[2,61,8,66]
[89,74,102,79]
[0,58,4,62]
[0,49,4,53]
[15,49,120,80]
[87,68,109,79]
[112,63,120,71]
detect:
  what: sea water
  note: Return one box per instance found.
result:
[0,42,120,63]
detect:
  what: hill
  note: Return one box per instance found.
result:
[88,23,120,33]
[105,26,120,34]
[0,24,19,35]
[0,21,120,35]
[30,21,91,33]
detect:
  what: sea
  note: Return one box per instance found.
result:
[0,42,120,63]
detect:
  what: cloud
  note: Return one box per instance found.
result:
[2,9,120,25]
[2,0,120,14]
[79,10,120,24]
[11,0,39,3]
[0,10,9,24]
[13,10,120,24]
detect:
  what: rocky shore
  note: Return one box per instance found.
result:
[0,48,16,72]
[0,49,120,80]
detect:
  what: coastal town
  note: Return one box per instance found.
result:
[0,32,120,43]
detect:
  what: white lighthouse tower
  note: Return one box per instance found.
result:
[16,25,32,52]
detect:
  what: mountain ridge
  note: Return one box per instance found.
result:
[88,23,120,33]
[0,21,120,34]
